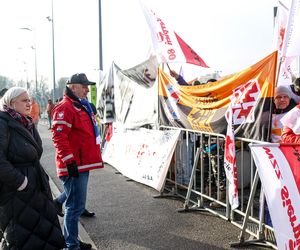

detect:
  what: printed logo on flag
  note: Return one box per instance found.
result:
[225,134,235,165]
[165,83,180,120]
[227,79,260,125]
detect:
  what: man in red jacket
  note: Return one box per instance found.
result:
[52,73,103,250]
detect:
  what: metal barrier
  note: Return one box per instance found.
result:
[158,127,277,249]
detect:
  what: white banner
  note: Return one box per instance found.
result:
[282,0,300,57]
[102,128,180,192]
[275,0,300,85]
[250,144,300,250]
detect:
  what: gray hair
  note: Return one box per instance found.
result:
[0,87,28,110]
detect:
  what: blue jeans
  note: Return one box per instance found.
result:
[60,171,89,250]
[56,190,67,204]
[48,116,52,128]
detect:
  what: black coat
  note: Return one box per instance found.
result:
[0,112,64,250]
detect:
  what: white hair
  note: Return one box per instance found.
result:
[0,87,28,110]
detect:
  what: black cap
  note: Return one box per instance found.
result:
[66,73,96,85]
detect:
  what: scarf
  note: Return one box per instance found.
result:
[79,99,101,145]
[3,105,34,134]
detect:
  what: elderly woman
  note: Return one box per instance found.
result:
[0,87,64,249]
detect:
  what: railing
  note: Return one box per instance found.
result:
[158,127,277,249]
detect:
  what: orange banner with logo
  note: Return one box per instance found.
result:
[158,51,278,141]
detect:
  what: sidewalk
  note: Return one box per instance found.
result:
[48,173,97,249]
[40,119,97,249]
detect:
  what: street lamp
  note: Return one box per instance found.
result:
[47,0,56,102]
[19,27,38,92]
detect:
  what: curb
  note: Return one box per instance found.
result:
[48,175,98,250]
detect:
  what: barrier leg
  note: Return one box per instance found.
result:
[230,170,275,249]
[177,148,207,212]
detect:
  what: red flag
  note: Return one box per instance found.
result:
[174,32,209,67]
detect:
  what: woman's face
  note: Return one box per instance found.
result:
[11,92,31,116]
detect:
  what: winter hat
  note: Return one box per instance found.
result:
[274,85,291,99]
[0,86,27,110]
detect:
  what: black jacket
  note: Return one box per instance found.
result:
[0,112,64,250]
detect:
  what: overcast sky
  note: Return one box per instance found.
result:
[0,0,276,88]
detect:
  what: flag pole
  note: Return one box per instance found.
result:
[166,63,171,71]
[267,50,280,143]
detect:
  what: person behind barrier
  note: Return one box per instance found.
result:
[271,85,296,143]
[0,87,65,249]
[169,69,189,86]
[261,85,296,227]
[204,138,226,208]
[0,88,7,242]
[51,73,104,250]
[206,78,217,83]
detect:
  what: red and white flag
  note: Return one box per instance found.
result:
[281,104,300,134]
[140,1,209,68]
[250,143,300,250]
[224,104,239,209]
[224,79,262,209]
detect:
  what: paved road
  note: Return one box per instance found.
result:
[38,122,271,250]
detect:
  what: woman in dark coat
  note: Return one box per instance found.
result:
[0,87,65,250]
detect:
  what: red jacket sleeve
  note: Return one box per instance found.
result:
[52,104,74,165]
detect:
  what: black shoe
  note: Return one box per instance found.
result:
[79,240,92,250]
[81,209,95,218]
[53,199,64,217]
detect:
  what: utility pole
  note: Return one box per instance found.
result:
[47,0,56,102]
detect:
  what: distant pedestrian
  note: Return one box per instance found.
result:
[29,97,40,127]
[46,99,55,129]
[51,73,103,250]
[0,87,65,249]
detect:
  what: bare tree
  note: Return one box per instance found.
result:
[0,75,14,90]
[56,77,68,100]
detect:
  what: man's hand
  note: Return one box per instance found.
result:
[66,161,79,177]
